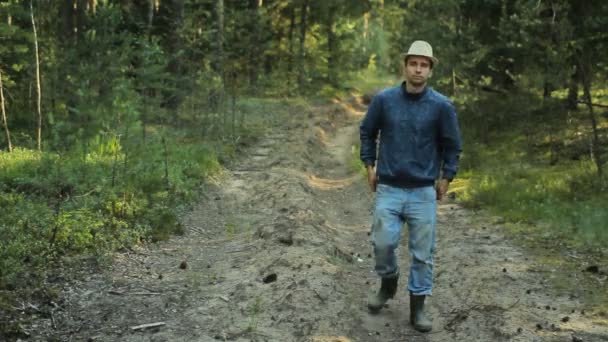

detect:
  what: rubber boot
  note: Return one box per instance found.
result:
[367,277,398,313]
[410,293,432,332]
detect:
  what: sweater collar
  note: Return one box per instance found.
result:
[401,81,428,101]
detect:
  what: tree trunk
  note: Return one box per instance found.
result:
[215,0,225,134]
[297,0,309,93]
[164,0,184,112]
[148,0,155,32]
[89,0,97,14]
[76,0,88,43]
[248,0,263,87]
[31,1,43,151]
[141,0,155,143]
[377,0,384,28]
[374,0,385,68]
[214,0,224,79]
[543,80,552,98]
[62,0,74,44]
[0,69,13,152]
[566,63,579,110]
[579,57,603,177]
[326,4,337,87]
[286,6,296,93]
[452,69,457,96]
[363,12,369,56]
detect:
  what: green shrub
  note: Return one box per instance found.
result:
[458,90,608,247]
[0,129,222,286]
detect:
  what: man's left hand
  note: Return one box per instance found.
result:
[436,179,450,201]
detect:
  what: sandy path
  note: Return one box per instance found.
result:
[29,97,608,342]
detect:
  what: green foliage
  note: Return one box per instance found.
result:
[1,80,298,289]
[458,91,608,247]
[0,129,221,287]
[344,68,397,97]
[350,143,366,175]
[0,191,51,286]
[462,160,608,245]
[247,295,264,333]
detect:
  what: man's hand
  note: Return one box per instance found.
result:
[436,179,450,201]
[367,165,377,192]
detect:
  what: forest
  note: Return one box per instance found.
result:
[1,0,607,340]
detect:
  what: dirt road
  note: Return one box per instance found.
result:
[30,97,607,341]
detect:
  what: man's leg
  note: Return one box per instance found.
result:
[404,186,436,332]
[368,184,404,312]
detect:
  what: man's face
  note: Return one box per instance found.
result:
[404,56,432,87]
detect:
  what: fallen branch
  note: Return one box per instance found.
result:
[506,298,520,309]
[577,100,608,109]
[445,304,481,330]
[312,288,326,302]
[445,299,520,331]
[73,188,99,198]
[108,290,161,296]
[131,292,161,295]
[11,302,40,312]
[130,322,166,331]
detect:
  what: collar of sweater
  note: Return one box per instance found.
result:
[401,81,428,101]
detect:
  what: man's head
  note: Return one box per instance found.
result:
[402,40,437,87]
[403,40,438,68]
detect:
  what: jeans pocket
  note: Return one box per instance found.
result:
[376,183,388,193]
[415,186,436,202]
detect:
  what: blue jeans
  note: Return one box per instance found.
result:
[371,184,437,295]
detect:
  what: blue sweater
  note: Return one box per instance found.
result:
[359,83,462,188]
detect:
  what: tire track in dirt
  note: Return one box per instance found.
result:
[29,96,608,342]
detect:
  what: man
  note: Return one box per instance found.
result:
[359,40,462,333]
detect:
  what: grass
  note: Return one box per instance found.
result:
[225,221,237,239]
[458,115,608,248]
[0,94,300,340]
[454,89,608,312]
[505,220,608,313]
[322,69,398,99]
[0,95,300,285]
[350,143,366,175]
[247,295,264,333]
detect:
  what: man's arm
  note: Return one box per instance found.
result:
[360,94,382,192]
[437,101,462,199]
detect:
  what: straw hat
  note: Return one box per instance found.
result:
[402,40,438,66]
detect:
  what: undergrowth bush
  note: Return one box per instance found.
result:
[0,95,301,289]
[0,131,220,288]
[458,91,608,247]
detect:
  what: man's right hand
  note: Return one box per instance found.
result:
[366,165,377,192]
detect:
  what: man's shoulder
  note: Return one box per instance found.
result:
[426,88,452,104]
[426,88,457,112]
[376,85,401,99]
